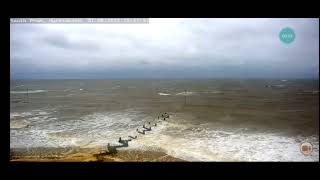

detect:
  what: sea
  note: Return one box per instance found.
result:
[10,79,319,161]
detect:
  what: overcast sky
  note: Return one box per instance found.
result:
[10,18,319,79]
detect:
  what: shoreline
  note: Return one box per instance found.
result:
[10,147,187,162]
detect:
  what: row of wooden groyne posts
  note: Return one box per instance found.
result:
[105,113,170,154]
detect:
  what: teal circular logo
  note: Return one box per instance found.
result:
[279,27,295,44]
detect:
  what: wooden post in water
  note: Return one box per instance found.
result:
[184,89,187,105]
[26,88,28,103]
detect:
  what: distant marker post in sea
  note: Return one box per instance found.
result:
[184,89,187,105]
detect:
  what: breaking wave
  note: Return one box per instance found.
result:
[10,90,47,94]
[176,91,194,96]
[158,93,170,96]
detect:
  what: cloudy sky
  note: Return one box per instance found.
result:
[10,18,319,79]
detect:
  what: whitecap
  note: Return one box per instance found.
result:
[37,111,49,115]
[176,91,194,96]
[273,84,286,88]
[202,91,222,94]
[158,93,170,96]
[10,112,33,119]
[297,90,319,95]
[130,120,319,162]
[10,113,21,119]
[10,90,47,94]
[111,86,121,89]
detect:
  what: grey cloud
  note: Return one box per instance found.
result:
[10,18,319,79]
[41,33,100,50]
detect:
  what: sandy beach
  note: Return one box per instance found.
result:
[10,147,186,162]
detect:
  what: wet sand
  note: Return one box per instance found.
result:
[10,147,186,162]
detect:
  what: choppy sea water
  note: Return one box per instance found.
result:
[10,79,319,161]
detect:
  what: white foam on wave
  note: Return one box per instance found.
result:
[199,90,222,94]
[11,109,318,161]
[10,90,47,94]
[132,121,319,162]
[198,131,319,161]
[158,93,170,96]
[76,110,152,147]
[10,110,54,130]
[10,112,32,119]
[11,128,75,148]
[304,90,320,94]
[28,115,51,123]
[10,109,60,147]
[10,109,150,148]
[297,90,319,95]
[111,86,121,89]
[176,91,194,96]
[38,111,49,115]
[207,91,222,94]
[273,84,286,88]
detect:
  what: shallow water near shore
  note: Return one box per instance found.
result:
[10,79,319,161]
